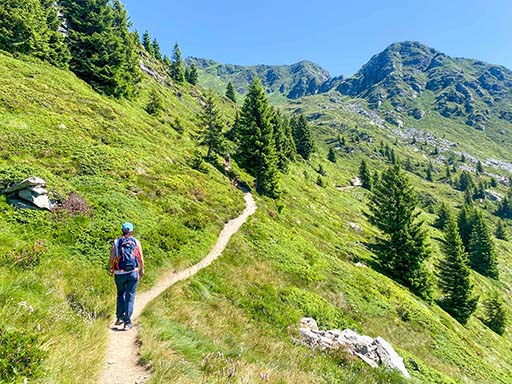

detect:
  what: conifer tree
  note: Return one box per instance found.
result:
[170,42,185,83]
[458,204,477,251]
[237,78,279,197]
[0,0,70,68]
[437,213,478,324]
[162,55,171,68]
[328,147,336,163]
[142,30,154,55]
[367,164,433,300]
[226,81,236,103]
[359,159,372,190]
[457,170,475,191]
[145,89,163,115]
[476,160,484,174]
[272,110,295,173]
[495,188,512,218]
[198,91,225,161]
[186,64,198,85]
[292,114,314,160]
[468,212,499,279]
[483,294,507,335]
[434,202,451,230]
[496,220,508,240]
[426,162,433,181]
[151,38,162,61]
[61,0,140,97]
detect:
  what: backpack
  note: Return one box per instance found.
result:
[116,236,138,272]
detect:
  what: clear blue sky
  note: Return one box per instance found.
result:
[123,0,512,76]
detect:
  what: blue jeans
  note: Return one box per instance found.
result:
[114,271,139,324]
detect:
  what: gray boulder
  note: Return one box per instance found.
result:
[2,177,46,194]
[373,337,410,379]
[17,189,51,210]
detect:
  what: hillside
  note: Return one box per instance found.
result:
[186,57,331,100]
[2,40,512,384]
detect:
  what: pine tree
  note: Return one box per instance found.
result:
[170,42,185,83]
[434,202,451,230]
[359,159,372,190]
[496,220,508,240]
[162,55,171,68]
[496,188,512,218]
[151,38,162,61]
[145,89,163,116]
[237,78,279,197]
[458,204,477,251]
[328,147,336,163]
[437,213,478,324]
[476,160,484,174]
[61,0,140,97]
[272,110,295,173]
[292,114,314,160]
[426,162,433,181]
[226,81,236,103]
[366,164,433,300]
[468,212,499,279]
[186,64,198,85]
[142,30,154,55]
[483,294,507,335]
[445,165,452,183]
[457,170,475,191]
[0,0,70,68]
[198,91,225,161]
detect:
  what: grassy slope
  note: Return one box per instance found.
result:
[2,51,512,384]
[0,52,245,383]
[139,93,512,383]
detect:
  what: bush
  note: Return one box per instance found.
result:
[0,328,45,381]
[6,240,46,269]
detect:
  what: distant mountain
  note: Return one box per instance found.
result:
[185,57,332,99]
[334,41,512,130]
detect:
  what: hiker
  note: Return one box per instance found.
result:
[109,222,144,330]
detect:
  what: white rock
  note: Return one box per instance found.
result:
[372,337,410,379]
[3,177,46,194]
[18,190,51,210]
[299,317,318,331]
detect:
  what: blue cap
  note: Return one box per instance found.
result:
[122,222,134,233]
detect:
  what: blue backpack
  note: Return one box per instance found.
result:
[116,236,138,272]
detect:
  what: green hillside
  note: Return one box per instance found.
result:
[2,26,512,384]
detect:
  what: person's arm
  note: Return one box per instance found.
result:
[109,241,117,275]
[137,240,144,277]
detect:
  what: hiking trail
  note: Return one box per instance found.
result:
[98,192,257,384]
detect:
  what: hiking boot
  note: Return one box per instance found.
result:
[123,322,133,331]
[114,318,124,326]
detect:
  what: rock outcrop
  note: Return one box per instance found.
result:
[2,177,52,210]
[298,318,410,379]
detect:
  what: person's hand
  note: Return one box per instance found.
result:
[139,270,144,278]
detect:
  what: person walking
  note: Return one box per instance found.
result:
[109,222,144,330]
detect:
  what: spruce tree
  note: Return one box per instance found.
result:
[151,38,162,61]
[142,30,154,55]
[434,202,451,230]
[226,81,236,103]
[483,294,507,335]
[145,89,163,116]
[437,213,478,324]
[170,42,185,83]
[61,0,140,97]
[359,159,372,190]
[272,110,295,173]
[496,220,508,240]
[237,78,279,197]
[292,114,314,160]
[367,164,433,300]
[0,0,70,68]
[426,162,433,181]
[458,204,477,251]
[468,212,499,279]
[186,64,198,85]
[476,160,484,174]
[328,147,336,163]
[198,91,225,161]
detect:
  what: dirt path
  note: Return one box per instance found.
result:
[98,192,257,384]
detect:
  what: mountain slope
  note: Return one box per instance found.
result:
[336,41,512,132]
[186,57,331,99]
